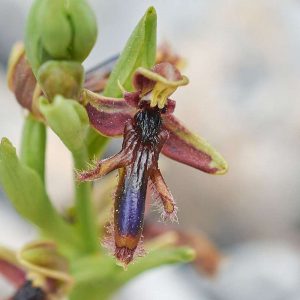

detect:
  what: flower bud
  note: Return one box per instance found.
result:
[18,241,73,296]
[25,0,97,75]
[38,60,84,100]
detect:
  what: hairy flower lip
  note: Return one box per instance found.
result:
[115,247,135,266]
[79,108,177,265]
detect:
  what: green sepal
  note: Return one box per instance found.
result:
[103,6,157,97]
[0,138,80,249]
[39,95,89,153]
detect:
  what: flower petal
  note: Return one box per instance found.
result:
[7,43,42,116]
[150,168,178,223]
[81,89,135,137]
[162,115,228,174]
[0,246,25,288]
[76,152,128,182]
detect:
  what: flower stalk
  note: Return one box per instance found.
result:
[73,149,99,254]
[20,114,46,182]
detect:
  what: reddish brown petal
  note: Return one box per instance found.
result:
[162,115,228,174]
[124,91,141,108]
[0,259,26,288]
[132,72,155,95]
[7,43,40,113]
[76,151,129,182]
[81,89,136,137]
[150,168,178,222]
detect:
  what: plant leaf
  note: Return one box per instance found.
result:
[69,247,195,300]
[0,138,80,249]
[118,247,195,283]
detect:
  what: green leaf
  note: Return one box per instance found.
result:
[103,6,157,97]
[39,95,89,153]
[20,114,46,182]
[70,254,118,300]
[69,247,195,300]
[85,6,157,158]
[118,247,196,284]
[0,138,80,249]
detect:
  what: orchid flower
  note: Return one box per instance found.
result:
[0,241,72,299]
[78,62,228,265]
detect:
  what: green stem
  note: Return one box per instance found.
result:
[20,114,46,181]
[73,148,99,253]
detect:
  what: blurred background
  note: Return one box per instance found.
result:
[1,0,300,299]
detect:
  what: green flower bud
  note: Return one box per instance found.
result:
[39,95,89,153]
[25,0,97,75]
[38,60,84,100]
